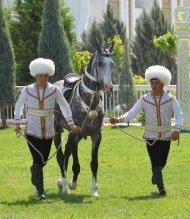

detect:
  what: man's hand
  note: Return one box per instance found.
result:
[15,123,21,134]
[69,125,81,132]
[171,131,180,141]
[109,117,120,124]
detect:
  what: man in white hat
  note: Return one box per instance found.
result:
[110,65,183,196]
[14,58,80,200]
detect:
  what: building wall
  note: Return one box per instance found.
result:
[64,0,107,40]
[108,0,120,18]
[87,0,107,30]
[65,0,90,41]
[3,0,189,41]
[183,0,190,6]
[2,0,14,7]
[162,0,171,22]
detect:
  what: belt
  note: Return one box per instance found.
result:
[145,124,171,132]
[27,108,54,117]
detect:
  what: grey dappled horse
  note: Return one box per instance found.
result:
[54,42,114,196]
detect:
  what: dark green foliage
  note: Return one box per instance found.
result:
[81,5,128,84]
[10,0,75,85]
[119,41,136,111]
[0,0,16,107]
[131,0,177,84]
[60,0,77,45]
[81,20,104,53]
[10,0,44,85]
[153,32,177,62]
[38,0,73,83]
[81,4,126,52]
[101,4,126,42]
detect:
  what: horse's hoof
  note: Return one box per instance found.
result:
[57,178,69,194]
[57,178,63,188]
[68,181,77,190]
[92,191,99,197]
[62,186,70,194]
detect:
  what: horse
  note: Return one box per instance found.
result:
[54,42,114,197]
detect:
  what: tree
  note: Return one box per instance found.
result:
[153,32,177,61]
[133,75,147,85]
[131,0,177,84]
[10,0,44,85]
[119,41,136,112]
[10,0,76,85]
[38,0,73,83]
[81,4,127,53]
[0,0,16,127]
[80,5,127,84]
[101,4,126,42]
[81,20,104,53]
[72,51,92,74]
[108,35,124,84]
[60,0,77,46]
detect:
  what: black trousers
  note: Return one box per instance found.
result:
[26,135,53,166]
[146,140,171,168]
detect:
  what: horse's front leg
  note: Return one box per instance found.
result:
[90,129,102,197]
[54,124,69,194]
[68,134,81,191]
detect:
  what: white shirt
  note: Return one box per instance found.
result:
[119,92,183,140]
[14,82,74,139]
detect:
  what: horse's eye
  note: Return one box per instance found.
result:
[98,61,105,66]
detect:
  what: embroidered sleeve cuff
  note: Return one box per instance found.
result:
[175,125,181,132]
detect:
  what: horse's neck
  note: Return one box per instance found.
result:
[79,75,99,107]
[83,73,97,91]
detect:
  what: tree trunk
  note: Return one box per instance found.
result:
[1,108,7,127]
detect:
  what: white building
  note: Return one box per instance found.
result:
[64,0,190,40]
[3,0,190,41]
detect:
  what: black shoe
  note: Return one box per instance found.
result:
[38,193,46,200]
[159,188,166,196]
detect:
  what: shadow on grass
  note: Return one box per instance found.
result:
[47,192,93,204]
[124,192,165,201]
[0,126,9,130]
[0,191,92,206]
[111,125,129,129]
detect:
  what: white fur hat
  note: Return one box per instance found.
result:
[29,58,55,77]
[145,65,171,87]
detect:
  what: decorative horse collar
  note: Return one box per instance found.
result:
[85,68,97,82]
[81,68,101,97]
[74,68,102,120]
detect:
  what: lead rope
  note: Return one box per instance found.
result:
[113,124,157,146]
[108,96,157,147]
[109,96,178,146]
[16,130,71,165]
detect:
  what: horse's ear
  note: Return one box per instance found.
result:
[108,41,114,53]
[95,39,102,53]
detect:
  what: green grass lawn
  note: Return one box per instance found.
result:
[0,126,190,219]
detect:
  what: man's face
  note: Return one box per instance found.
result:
[150,79,164,93]
[36,74,49,85]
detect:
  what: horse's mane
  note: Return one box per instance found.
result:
[87,52,98,74]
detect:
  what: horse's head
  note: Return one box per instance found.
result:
[87,41,114,93]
